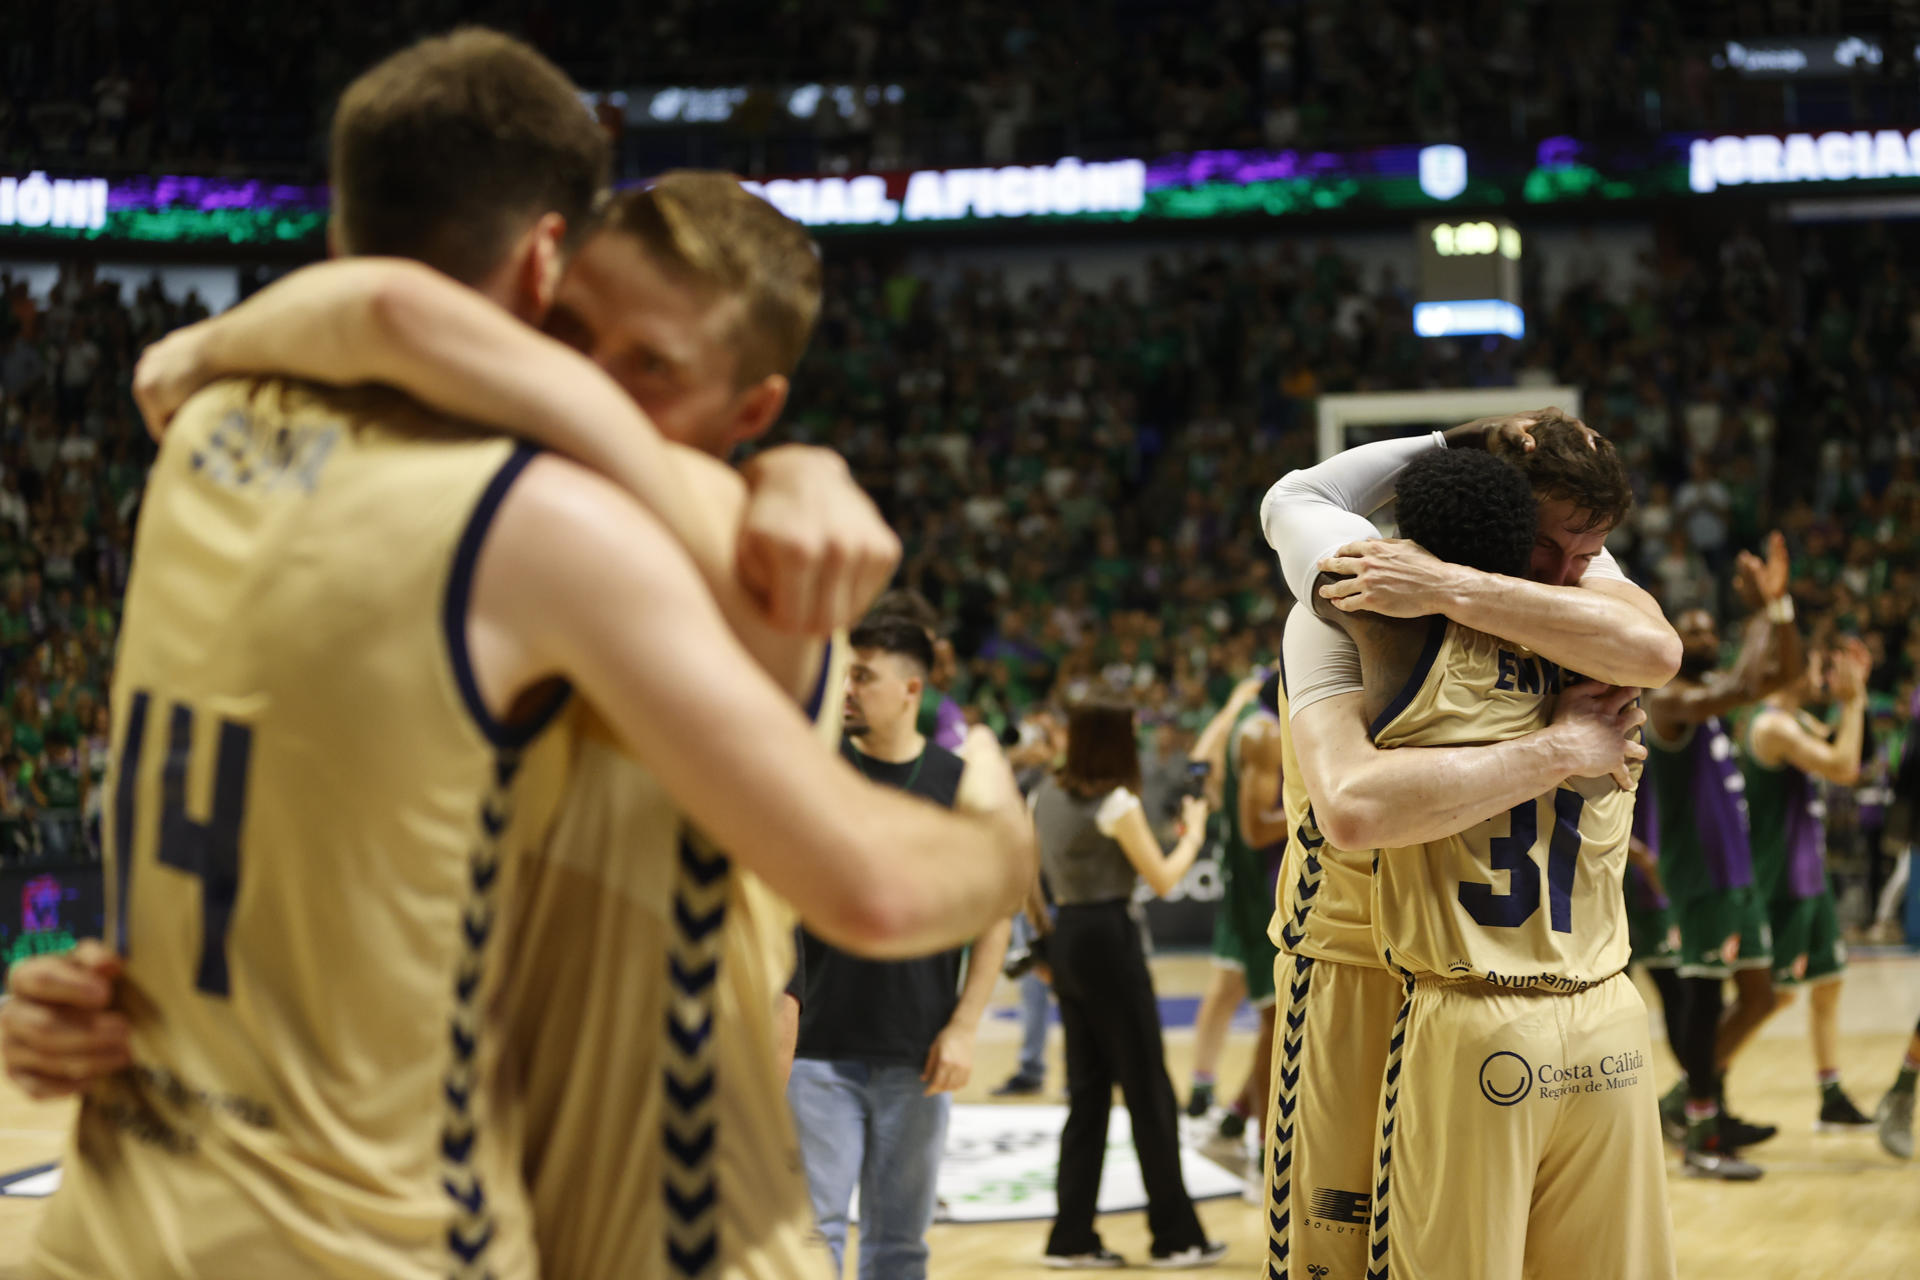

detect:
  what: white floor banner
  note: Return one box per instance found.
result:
[2,1105,1250,1224]
[926,1103,1246,1224]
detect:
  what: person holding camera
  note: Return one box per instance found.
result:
[1030,699,1227,1270]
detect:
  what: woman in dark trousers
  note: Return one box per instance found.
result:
[1031,699,1226,1270]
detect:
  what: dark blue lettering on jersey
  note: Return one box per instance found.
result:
[1494,650,1574,696]
[190,410,338,495]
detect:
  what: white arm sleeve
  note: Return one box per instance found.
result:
[1282,606,1365,719]
[1260,432,1447,601]
[1579,547,1627,583]
[1094,787,1143,835]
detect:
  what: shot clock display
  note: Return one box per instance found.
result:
[1416,216,1524,339]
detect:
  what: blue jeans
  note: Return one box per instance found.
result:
[1011,914,1050,1080]
[788,1058,951,1280]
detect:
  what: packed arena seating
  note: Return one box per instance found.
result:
[10,1,1920,178]
[3,206,1917,863]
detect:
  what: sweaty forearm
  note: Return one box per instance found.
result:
[1439,572,1680,688]
[1308,729,1581,850]
[850,805,1038,958]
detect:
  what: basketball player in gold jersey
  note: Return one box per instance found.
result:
[1324,446,1671,1280]
[1259,413,1677,1280]
[7,169,1040,1278]
[19,31,1036,1280]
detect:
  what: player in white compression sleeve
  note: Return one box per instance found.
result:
[1261,429,1633,703]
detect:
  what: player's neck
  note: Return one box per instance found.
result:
[852,721,926,765]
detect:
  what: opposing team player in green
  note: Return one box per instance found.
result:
[1742,637,1877,1131]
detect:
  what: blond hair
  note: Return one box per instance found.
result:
[598,171,822,384]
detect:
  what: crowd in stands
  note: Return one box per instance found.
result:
[2,212,1919,865]
[788,219,1920,745]
[9,1,1920,180]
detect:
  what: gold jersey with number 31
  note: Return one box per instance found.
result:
[1369,618,1636,988]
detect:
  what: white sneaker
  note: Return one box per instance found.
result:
[1877,1088,1915,1160]
[1149,1241,1229,1269]
[1044,1248,1126,1269]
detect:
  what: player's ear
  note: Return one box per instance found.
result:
[725,374,790,451]
[523,211,569,318]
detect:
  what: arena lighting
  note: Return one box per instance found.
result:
[740,157,1148,227]
[1712,36,1883,77]
[1417,145,1468,201]
[0,173,108,232]
[1412,299,1525,340]
[1688,130,1920,193]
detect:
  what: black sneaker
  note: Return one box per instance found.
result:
[992,1073,1044,1097]
[1815,1087,1875,1132]
[1683,1122,1764,1181]
[1184,1081,1214,1119]
[1045,1248,1126,1269]
[1718,1112,1778,1147]
[1215,1110,1247,1141]
[1149,1240,1229,1269]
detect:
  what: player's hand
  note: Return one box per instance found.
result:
[1224,672,1264,714]
[1551,681,1647,791]
[132,322,218,441]
[1444,407,1598,458]
[2,940,131,1101]
[1829,636,1872,702]
[1179,794,1211,835]
[1316,538,1466,617]
[922,1024,975,1096]
[1735,530,1791,603]
[737,445,901,635]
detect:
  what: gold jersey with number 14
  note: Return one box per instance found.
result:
[1370,618,1636,989]
[33,380,572,1280]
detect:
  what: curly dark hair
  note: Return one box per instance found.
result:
[1395,447,1536,578]
[1514,417,1634,534]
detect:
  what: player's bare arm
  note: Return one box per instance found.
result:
[476,455,1036,958]
[1750,639,1870,786]
[133,258,899,640]
[1647,534,1802,739]
[1290,596,1643,849]
[1316,539,1679,688]
[1191,673,1263,807]
[1291,683,1643,852]
[1627,835,1665,900]
[1235,715,1290,849]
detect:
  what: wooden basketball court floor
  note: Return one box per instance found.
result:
[0,953,1912,1279]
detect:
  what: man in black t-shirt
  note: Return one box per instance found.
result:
[789,617,1015,1280]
